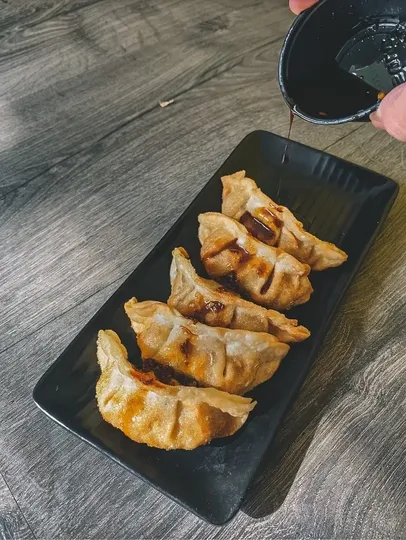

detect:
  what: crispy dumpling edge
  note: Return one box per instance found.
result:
[96,329,256,450]
[221,170,348,270]
[169,246,311,342]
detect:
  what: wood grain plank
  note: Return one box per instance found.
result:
[2,183,406,539]
[0,0,357,353]
[0,0,289,187]
[0,474,34,540]
[2,0,406,538]
[0,0,104,31]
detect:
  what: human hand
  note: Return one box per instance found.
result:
[289,0,318,15]
[289,0,406,142]
[370,84,406,142]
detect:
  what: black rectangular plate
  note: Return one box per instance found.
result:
[33,130,398,525]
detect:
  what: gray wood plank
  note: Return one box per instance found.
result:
[0,0,289,188]
[2,0,406,538]
[0,474,34,540]
[0,0,91,30]
[0,0,357,353]
[2,180,406,539]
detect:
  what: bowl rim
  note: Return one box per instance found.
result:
[278,1,380,125]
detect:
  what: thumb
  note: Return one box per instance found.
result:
[289,0,319,14]
[370,83,406,142]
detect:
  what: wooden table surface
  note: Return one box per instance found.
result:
[1,1,406,538]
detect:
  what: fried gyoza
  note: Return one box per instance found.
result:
[221,171,347,270]
[96,330,255,450]
[168,247,310,342]
[124,298,289,395]
[198,212,313,310]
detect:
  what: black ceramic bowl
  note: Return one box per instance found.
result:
[279,0,406,125]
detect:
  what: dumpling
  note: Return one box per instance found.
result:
[168,247,310,343]
[221,171,347,271]
[96,330,255,450]
[124,298,290,395]
[198,212,313,310]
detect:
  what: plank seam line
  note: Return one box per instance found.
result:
[0,470,37,540]
[323,124,365,152]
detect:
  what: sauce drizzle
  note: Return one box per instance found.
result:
[180,338,193,358]
[221,271,238,291]
[240,211,276,244]
[204,238,251,263]
[226,239,251,263]
[142,358,198,387]
[282,111,294,164]
[260,267,275,295]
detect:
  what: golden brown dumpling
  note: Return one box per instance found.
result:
[124,298,289,395]
[221,171,347,271]
[168,247,310,343]
[198,212,313,310]
[96,330,255,450]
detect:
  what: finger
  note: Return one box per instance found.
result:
[370,111,385,130]
[372,84,406,142]
[289,0,319,14]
